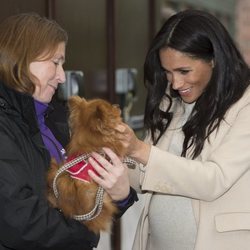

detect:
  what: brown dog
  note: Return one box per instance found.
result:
[47,96,126,233]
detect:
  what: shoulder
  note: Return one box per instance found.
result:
[228,86,250,113]
[236,86,250,106]
[224,86,250,125]
[0,98,18,133]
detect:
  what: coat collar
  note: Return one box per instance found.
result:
[0,81,39,136]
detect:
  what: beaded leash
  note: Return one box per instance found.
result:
[52,153,139,221]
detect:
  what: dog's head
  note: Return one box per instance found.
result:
[66,96,125,156]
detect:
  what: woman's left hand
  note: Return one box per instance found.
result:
[88,147,130,201]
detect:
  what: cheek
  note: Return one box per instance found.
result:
[30,71,45,89]
[199,72,212,89]
[190,69,212,89]
[30,62,43,81]
[166,73,173,83]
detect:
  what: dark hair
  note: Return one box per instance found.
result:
[144,9,250,158]
[0,12,68,94]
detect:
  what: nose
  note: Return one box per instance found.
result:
[171,74,184,90]
[56,65,66,84]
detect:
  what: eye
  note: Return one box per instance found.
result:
[179,69,190,75]
[53,60,59,66]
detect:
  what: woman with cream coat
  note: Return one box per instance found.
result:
[119,10,250,250]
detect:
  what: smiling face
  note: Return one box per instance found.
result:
[159,47,213,103]
[30,42,66,103]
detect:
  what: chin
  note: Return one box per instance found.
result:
[181,95,199,104]
[181,98,193,104]
[183,100,196,104]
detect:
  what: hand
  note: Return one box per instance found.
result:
[88,147,130,201]
[116,122,151,165]
[115,123,140,156]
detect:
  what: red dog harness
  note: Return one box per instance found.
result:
[66,155,98,183]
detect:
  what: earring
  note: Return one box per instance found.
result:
[211,59,215,68]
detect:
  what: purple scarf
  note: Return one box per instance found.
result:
[34,100,66,163]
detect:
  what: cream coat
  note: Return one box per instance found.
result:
[129,87,250,250]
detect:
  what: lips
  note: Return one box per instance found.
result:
[179,87,191,95]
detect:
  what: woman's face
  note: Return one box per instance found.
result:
[159,47,213,103]
[30,42,66,103]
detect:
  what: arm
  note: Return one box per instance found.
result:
[121,103,250,202]
[114,187,138,217]
[0,131,98,250]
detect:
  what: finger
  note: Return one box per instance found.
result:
[90,152,112,172]
[88,169,106,186]
[88,159,116,189]
[88,156,110,175]
[102,147,124,168]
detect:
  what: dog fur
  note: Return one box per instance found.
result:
[47,96,126,233]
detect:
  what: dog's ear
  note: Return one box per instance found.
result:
[93,103,122,135]
[68,96,89,119]
[95,104,107,120]
[68,96,86,113]
[67,96,88,129]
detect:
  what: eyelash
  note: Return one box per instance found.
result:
[53,61,59,66]
[180,70,189,75]
[164,70,190,77]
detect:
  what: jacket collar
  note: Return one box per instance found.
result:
[0,81,39,136]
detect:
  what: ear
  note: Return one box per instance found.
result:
[68,96,85,113]
[89,103,110,133]
[67,96,87,128]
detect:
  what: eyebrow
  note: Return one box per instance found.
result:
[162,66,191,72]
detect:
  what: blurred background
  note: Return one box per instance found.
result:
[0,0,248,249]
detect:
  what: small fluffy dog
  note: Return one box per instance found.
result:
[47,96,127,233]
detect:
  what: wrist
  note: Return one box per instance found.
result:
[115,187,138,207]
[130,139,151,165]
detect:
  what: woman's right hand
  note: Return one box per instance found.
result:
[115,122,151,165]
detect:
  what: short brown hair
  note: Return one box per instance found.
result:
[0,12,68,94]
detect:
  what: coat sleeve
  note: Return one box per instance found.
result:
[115,187,139,217]
[0,130,98,250]
[141,102,250,202]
